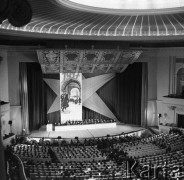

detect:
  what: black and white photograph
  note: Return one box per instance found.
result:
[0,0,184,179]
[60,73,82,123]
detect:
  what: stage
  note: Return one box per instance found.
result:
[29,124,145,139]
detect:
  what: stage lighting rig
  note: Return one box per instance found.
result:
[0,0,32,27]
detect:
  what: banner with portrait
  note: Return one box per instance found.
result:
[60,73,82,123]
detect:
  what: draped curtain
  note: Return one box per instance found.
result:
[141,63,148,127]
[83,62,148,126]
[19,63,30,134]
[82,107,108,120]
[19,63,60,132]
[111,63,142,125]
[43,74,60,124]
[26,63,46,131]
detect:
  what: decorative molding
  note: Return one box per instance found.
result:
[163,97,184,106]
[2,0,184,40]
[168,106,176,111]
[175,106,184,113]
[37,49,142,73]
[168,56,184,95]
[1,28,184,41]
[0,103,10,113]
[175,63,184,74]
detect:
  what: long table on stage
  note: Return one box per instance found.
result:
[48,123,116,132]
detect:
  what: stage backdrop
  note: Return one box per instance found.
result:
[19,62,147,132]
[60,73,82,123]
[82,62,148,126]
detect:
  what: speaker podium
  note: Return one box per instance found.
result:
[46,124,53,132]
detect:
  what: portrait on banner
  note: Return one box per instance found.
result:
[60,73,82,123]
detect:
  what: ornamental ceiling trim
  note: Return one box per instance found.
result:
[37,49,142,74]
[1,0,184,40]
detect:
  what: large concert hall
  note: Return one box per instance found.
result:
[1,0,184,179]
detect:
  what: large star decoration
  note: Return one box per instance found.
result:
[44,79,60,113]
[82,74,118,121]
[44,74,118,121]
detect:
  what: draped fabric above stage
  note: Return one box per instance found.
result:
[19,62,147,132]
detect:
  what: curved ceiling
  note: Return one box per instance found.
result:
[64,0,184,9]
[57,0,184,15]
[0,0,184,41]
[56,0,184,15]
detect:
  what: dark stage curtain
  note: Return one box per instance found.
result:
[19,63,30,134]
[141,63,148,127]
[105,63,142,125]
[83,62,148,126]
[26,63,46,131]
[82,106,109,120]
[19,63,60,132]
[43,74,60,125]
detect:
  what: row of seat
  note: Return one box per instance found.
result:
[137,149,184,179]
[52,146,106,162]
[9,128,184,180]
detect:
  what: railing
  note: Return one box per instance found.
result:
[13,154,27,180]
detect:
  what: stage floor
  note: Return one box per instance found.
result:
[29,124,144,139]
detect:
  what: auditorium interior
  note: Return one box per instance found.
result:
[0,0,184,179]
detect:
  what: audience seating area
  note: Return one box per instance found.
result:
[52,146,106,162]
[138,149,184,179]
[12,144,51,162]
[114,141,165,158]
[5,128,184,180]
[24,160,129,180]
